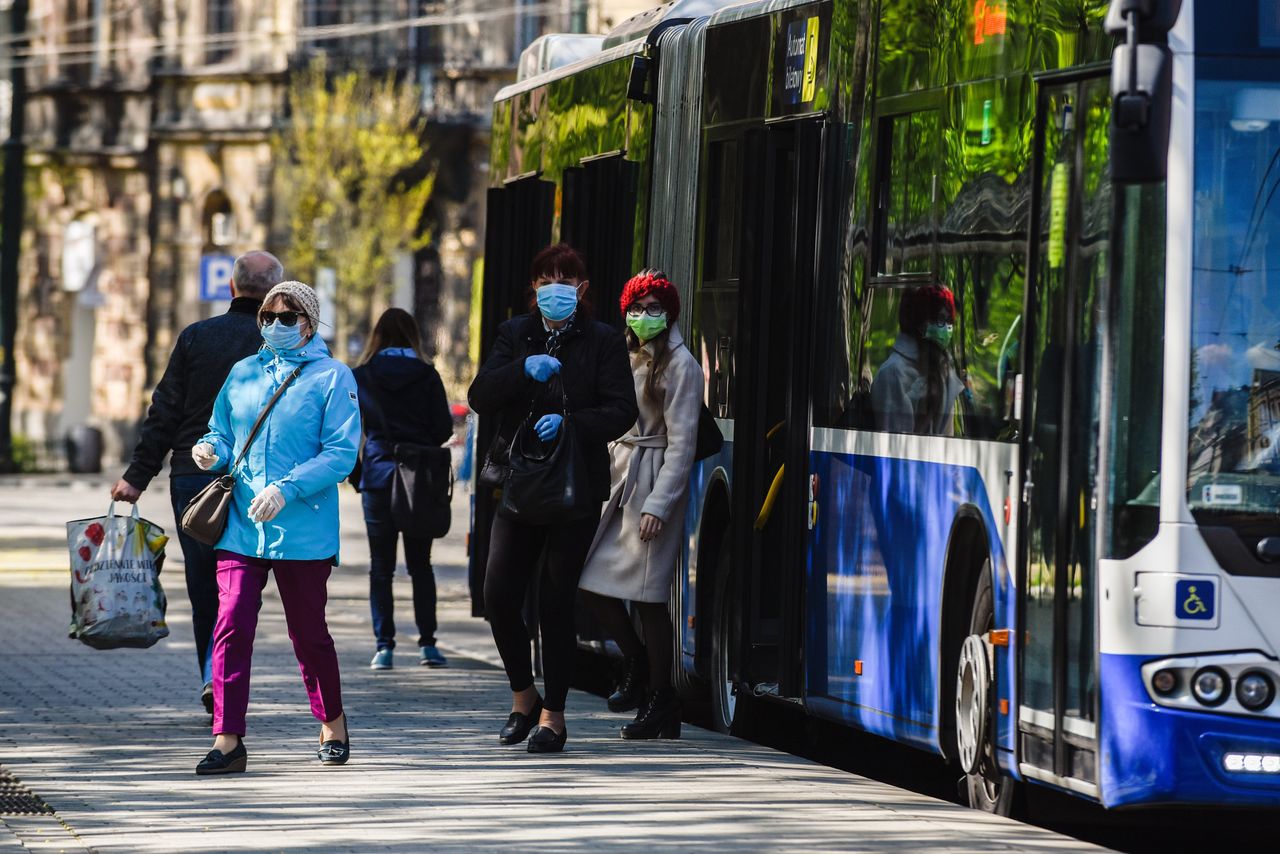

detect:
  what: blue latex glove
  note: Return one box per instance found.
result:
[524,355,561,383]
[534,414,563,441]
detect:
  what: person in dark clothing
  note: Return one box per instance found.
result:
[468,243,638,753]
[111,251,284,713]
[353,308,455,671]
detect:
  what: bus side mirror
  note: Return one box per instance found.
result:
[1106,0,1183,184]
[627,54,653,103]
[1110,43,1173,183]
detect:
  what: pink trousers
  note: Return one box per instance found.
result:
[211,551,343,736]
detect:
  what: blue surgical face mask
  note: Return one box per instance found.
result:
[261,319,304,351]
[536,282,579,322]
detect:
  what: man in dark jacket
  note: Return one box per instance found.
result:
[110,250,284,712]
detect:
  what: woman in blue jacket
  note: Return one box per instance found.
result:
[353,308,454,671]
[190,281,361,775]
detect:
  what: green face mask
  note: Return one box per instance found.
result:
[923,322,954,349]
[627,312,668,342]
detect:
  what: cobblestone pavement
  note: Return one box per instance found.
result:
[0,476,1106,852]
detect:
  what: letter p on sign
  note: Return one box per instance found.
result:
[200,254,235,302]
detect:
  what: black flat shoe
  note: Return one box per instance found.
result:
[196,740,246,775]
[527,723,567,753]
[318,722,350,766]
[499,697,543,745]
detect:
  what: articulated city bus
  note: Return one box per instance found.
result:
[470,0,1280,811]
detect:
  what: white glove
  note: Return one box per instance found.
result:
[247,484,286,523]
[191,443,219,471]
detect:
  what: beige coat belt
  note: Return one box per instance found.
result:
[615,433,667,506]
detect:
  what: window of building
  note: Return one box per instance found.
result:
[203,191,234,249]
[205,0,236,65]
[303,0,342,53]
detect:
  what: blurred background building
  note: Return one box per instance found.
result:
[0,0,653,470]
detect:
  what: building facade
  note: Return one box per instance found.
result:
[6,0,648,468]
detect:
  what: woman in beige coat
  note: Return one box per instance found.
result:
[579,270,702,740]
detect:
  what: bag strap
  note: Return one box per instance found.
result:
[230,366,303,471]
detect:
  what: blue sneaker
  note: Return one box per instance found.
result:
[419,646,448,668]
[370,648,393,670]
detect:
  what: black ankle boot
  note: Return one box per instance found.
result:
[621,688,681,740]
[607,655,648,713]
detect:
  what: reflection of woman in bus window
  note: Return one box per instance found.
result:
[871,284,965,436]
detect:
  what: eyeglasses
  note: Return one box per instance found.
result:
[260,311,303,327]
[625,303,666,318]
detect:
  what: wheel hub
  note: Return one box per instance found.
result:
[956,634,990,776]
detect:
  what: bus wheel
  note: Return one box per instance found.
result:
[956,563,1018,815]
[709,543,739,734]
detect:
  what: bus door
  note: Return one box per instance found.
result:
[560,153,640,333]
[732,116,826,698]
[469,175,555,615]
[1018,73,1110,793]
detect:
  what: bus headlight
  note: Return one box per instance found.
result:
[1151,668,1178,695]
[1192,667,1230,707]
[1236,671,1275,712]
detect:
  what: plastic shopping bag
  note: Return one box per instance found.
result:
[66,502,171,650]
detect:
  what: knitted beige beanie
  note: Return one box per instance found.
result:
[261,280,321,330]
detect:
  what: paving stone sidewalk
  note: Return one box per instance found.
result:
[0,478,1105,852]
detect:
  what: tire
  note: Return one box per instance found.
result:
[958,561,1019,816]
[709,540,739,734]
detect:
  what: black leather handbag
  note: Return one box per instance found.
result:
[497,385,592,525]
[477,427,512,488]
[390,442,453,537]
[693,403,724,461]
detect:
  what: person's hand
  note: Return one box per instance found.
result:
[534,414,563,441]
[524,355,561,383]
[247,485,286,523]
[639,513,664,542]
[110,478,142,503]
[191,443,219,471]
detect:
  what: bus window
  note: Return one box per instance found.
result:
[696,137,744,419]
[936,85,1030,441]
[1104,184,1164,559]
[704,140,742,282]
[876,110,940,277]
[858,283,967,436]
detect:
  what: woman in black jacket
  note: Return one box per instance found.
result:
[354,309,455,671]
[468,243,638,753]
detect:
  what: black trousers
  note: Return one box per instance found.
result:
[483,507,600,713]
[169,474,220,685]
[363,489,437,650]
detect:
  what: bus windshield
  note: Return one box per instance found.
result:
[1188,62,1280,530]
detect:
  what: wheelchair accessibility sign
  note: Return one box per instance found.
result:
[1175,579,1215,621]
[1135,572,1221,630]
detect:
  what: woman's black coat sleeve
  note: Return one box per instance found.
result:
[570,327,639,444]
[468,320,532,416]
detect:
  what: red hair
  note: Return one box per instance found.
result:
[619,270,680,323]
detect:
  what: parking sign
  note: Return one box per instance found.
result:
[200,254,235,301]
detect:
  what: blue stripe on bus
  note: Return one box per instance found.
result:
[1099,653,1280,807]
[804,450,1015,757]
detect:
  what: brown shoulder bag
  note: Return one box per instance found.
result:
[180,366,302,545]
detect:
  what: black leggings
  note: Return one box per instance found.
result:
[580,591,673,691]
[483,509,600,713]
